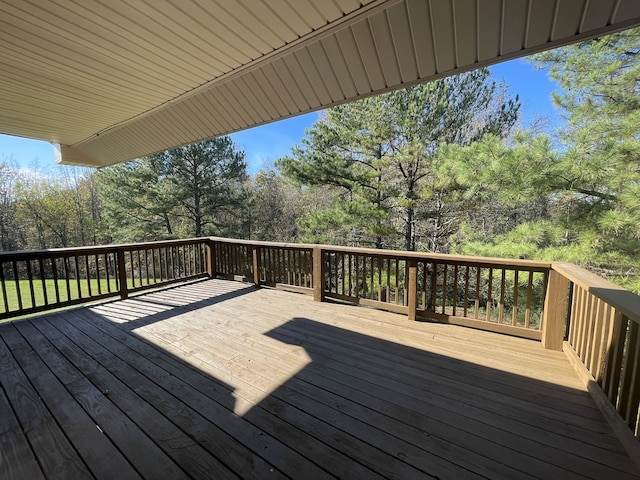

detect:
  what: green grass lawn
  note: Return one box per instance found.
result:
[1,278,119,314]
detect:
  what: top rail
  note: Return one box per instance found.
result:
[209,237,551,270]
[553,262,640,325]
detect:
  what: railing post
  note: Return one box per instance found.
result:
[252,246,261,286]
[116,247,128,300]
[542,268,569,350]
[407,259,418,321]
[206,239,216,278]
[313,247,324,302]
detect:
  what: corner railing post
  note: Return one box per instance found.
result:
[116,246,128,299]
[207,239,216,278]
[542,267,569,350]
[313,246,324,302]
[407,259,418,321]
[252,246,261,286]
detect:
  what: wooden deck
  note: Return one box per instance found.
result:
[1,279,638,480]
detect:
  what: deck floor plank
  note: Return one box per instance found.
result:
[1,279,639,480]
[76,309,391,480]
[45,313,253,480]
[177,310,636,474]
[14,319,191,480]
[0,329,93,480]
[34,318,240,480]
[0,386,45,480]
[127,296,632,480]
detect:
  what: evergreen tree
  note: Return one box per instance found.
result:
[97,137,247,241]
[96,156,179,241]
[158,137,247,237]
[278,68,519,250]
[452,29,640,291]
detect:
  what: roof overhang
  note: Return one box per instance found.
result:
[2,0,639,167]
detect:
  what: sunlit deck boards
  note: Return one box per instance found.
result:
[1,279,638,480]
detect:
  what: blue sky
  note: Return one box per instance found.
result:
[0,57,562,175]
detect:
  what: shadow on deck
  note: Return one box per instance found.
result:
[1,279,638,479]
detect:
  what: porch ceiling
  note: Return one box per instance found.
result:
[2,0,639,168]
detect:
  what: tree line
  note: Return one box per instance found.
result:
[1,29,638,292]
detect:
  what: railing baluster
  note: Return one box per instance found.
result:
[579,289,593,359]
[592,302,610,383]
[525,271,533,328]
[498,269,505,323]
[586,298,604,374]
[512,270,519,325]
[52,257,61,302]
[0,263,8,313]
[84,255,92,297]
[574,287,586,353]
[26,260,35,308]
[394,259,398,304]
[431,264,438,312]
[12,261,22,311]
[474,267,480,319]
[370,256,374,300]
[73,255,81,298]
[39,258,48,306]
[362,254,367,298]
[441,263,448,315]
[620,319,639,428]
[420,261,426,308]
[63,256,71,302]
[486,268,493,321]
[143,249,149,284]
[377,257,382,302]
[463,266,470,317]
[452,265,458,317]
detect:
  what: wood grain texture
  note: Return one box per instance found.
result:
[0,278,638,479]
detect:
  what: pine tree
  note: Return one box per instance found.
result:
[278,68,519,250]
[159,137,247,237]
[452,29,640,291]
[97,137,247,241]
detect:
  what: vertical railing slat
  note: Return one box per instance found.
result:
[486,268,493,321]
[39,258,48,306]
[0,263,9,313]
[524,271,533,329]
[512,270,519,326]
[441,263,448,315]
[498,269,505,324]
[463,266,470,318]
[26,260,35,308]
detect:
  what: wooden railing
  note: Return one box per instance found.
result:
[210,238,550,340]
[0,238,209,320]
[321,246,549,339]
[1,237,638,446]
[553,262,640,444]
[214,239,313,293]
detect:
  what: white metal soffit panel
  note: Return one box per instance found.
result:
[1,0,639,167]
